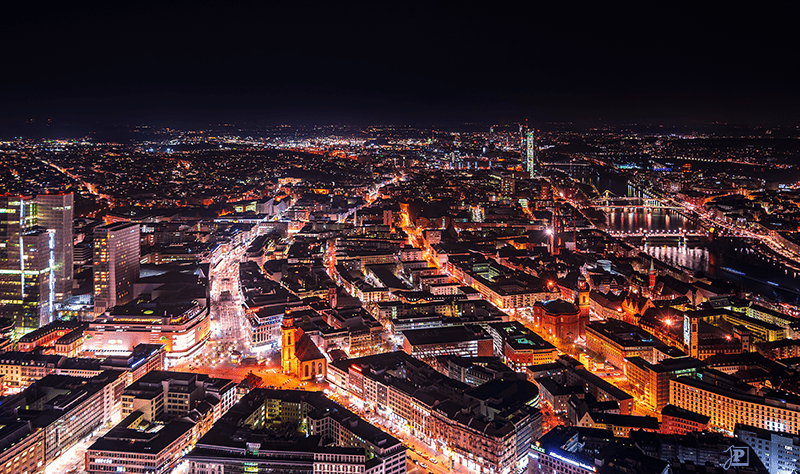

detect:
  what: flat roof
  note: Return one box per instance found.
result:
[661,404,710,424]
[587,319,665,349]
[89,418,195,454]
[402,324,490,346]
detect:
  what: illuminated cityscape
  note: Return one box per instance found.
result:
[1,4,800,474]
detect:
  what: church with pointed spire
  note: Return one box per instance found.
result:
[648,259,657,295]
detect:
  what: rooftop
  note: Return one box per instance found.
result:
[660,404,710,424]
[402,324,490,346]
[538,299,580,314]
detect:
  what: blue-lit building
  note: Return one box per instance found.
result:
[0,193,73,336]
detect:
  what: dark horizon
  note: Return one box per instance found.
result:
[2,2,799,134]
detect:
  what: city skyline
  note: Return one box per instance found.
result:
[2,120,800,474]
[3,4,800,474]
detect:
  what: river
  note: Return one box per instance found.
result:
[572,165,800,303]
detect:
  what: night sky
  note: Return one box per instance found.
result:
[1,2,798,130]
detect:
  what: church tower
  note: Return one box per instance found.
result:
[577,274,590,317]
[281,304,297,375]
[648,260,656,294]
[576,274,590,338]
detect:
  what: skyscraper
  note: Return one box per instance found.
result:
[526,130,537,178]
[93,222,140,315]
[32,193,73,300]
[0,193,73,337]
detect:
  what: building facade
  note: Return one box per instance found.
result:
[93,222,140,315]
[84,289,210,361]
[327,352,540,474]
[0,422,44,474]
[401,325,493,361]
[660,404,710,435]
[281,310,327,381]
[0,370,126,465]
[187,389,404,474]
[0,193,74,337]
[487,321,558,371]
[87,371,237,474]
[623,357,704,410]
[33,193,73,302]
[670,376,800,435]
[533,299,584,345]
[735,423,799,474]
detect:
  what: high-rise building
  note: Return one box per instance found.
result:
[0,193,73,337]
[93,223,140,315]
[14,228,53,332]
[34,193,74,300]
[526,130,537,178]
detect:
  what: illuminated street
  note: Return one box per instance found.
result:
[46,424,113,474]
[4,7,800,473]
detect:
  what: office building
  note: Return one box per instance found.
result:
[577,412,660,437]
[529,356,635,415]
[186,388,406,474]
[531,426,670,474]
[120,371,236,424]
[446,255,550,311]
[97,343,166,386]
[87,413,195,474]
[735,423,799,474]
[0,420,44,474]
[0,343,164,389]
[487,321,558,371]
[586,319,676,369]
[630,429,768,473]
[0,370,127,464]
[501,175,515,197]
[93,222,140,315]
[526,130,537,178]
[660,404,710,435]
[442,356,518,386]
[0,193,74,336]
[33,192,73,301]
[1,227,52,334]
[623,356,704,410]
[86,371,237,474]
[670,373,800,435]
[690,308,787,344]
[401,324,493,360]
